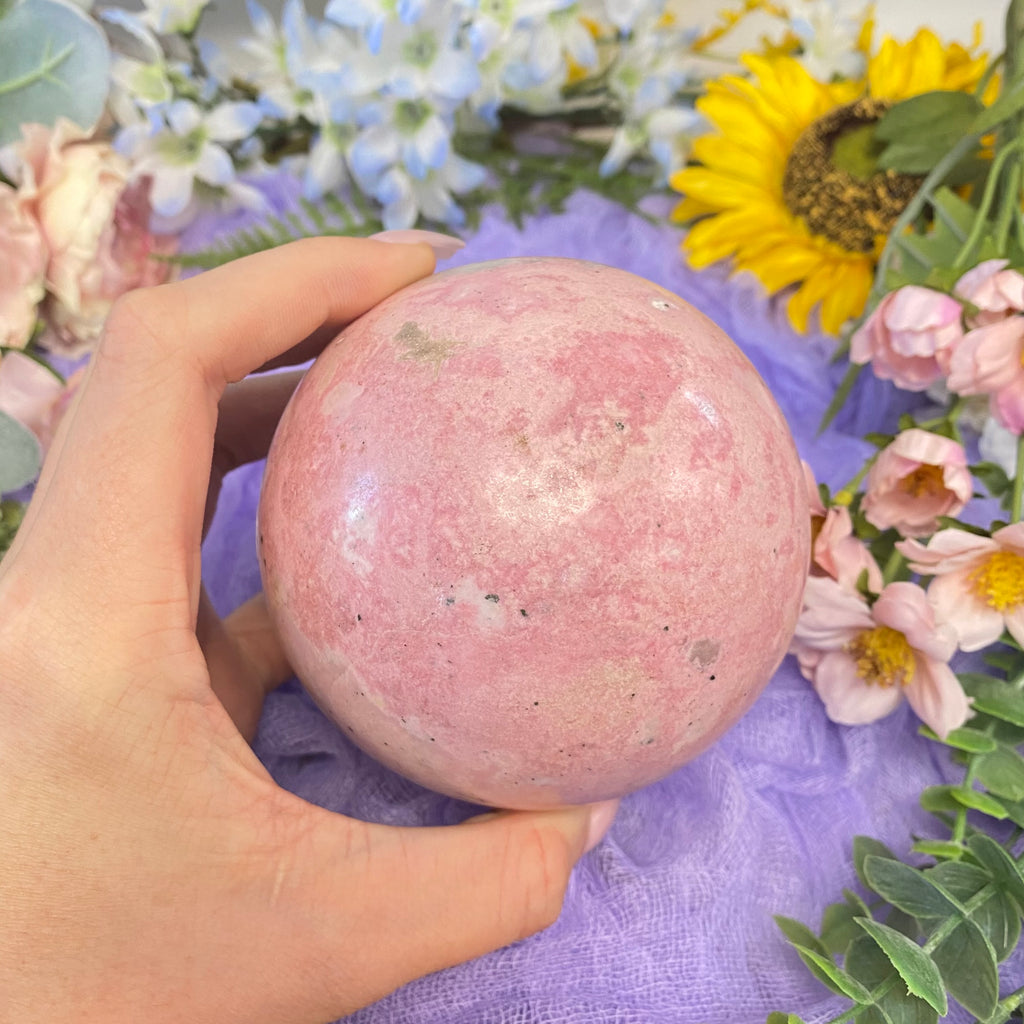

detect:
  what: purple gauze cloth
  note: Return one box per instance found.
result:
[193,181,999,1023]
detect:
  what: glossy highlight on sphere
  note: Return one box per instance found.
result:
[258,258,809,809]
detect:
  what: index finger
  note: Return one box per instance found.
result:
[5,237,435,634]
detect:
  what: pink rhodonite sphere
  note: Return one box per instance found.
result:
[258,257,809,809]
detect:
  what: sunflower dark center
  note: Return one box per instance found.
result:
[782,98,922,254]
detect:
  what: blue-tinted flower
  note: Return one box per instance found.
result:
[324,0,428,54]
[117,100,264,221]
[373,152,486,229]
[350,97,453,181]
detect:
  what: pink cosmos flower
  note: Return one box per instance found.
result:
[803,461,883,591]
[898,523,1024,651]
[0,351,80,452]
[5,120,176,356]
[945,316,1024,433]
[0,182,47,350]
[850,285,964,391]
[790,576,971,736]
[955,259,1024,326]
[862,429,973,537]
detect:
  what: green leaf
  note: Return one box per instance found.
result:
[972,76,1024,134]
[863,856,960,921]
[845,936,939,1024]
[931,918,999,1018]
[974,746,1024,801]
[0,409,41,492]
[793,944,874,1001]
[844,888,872,916]
[856,919,948,1015]
[971,461,1014,500]
[855,836,899,889]
[927,860,1019,961]
[0,0,110,145]
[918,726,997,754]
[912,839,967,861]
[876,90,983,142]
[821,901,864,956]
[919,785,963,814]
[958,674,1024,727]
[766,1014,807,1024]
[968,834,1024,908]
[950,786,1010,819]
[775,915,829,956]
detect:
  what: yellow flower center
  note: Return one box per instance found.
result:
[847,626,916,688]
[968,550,1024,611]
[782,98,923,254]
[899,463,947,499]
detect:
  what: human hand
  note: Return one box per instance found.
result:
[0,236,617,1023]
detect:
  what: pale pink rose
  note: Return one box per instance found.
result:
[946,316,1024,432]
[0,183,47,349]
[849,286,964,391]
[803,460,883,591]
[7,120,176,356]
[790,576,971,737]
[862,429,973,537]
[899,523,1024,651]
[0,351,80,452]
[955,259,1024,326]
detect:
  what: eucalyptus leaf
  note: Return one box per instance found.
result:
[931,919,999,1019]
[0,409,41,492]
[863,856,960,921]
[958,674,1024,727]
[856,919,947,1015]
[0,0,110,146]
[974,746,1024,801]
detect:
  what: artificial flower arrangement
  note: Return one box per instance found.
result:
[6,0,1024,1019]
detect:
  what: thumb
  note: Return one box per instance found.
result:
[287,799,619,1015]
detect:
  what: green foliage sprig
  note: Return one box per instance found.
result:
[772,653,1024,1023]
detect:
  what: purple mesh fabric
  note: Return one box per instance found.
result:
[192,181,991,1023]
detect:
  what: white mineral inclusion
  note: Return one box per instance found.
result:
[338,471,379,577]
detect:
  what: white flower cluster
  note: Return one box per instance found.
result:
[95,0,710,229]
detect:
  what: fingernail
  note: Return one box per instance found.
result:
[584,798,620,853]
[370,229,465,260]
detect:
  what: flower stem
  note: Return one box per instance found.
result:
[1012,432,1024,523]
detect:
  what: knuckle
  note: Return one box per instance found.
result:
[506,822,574,939]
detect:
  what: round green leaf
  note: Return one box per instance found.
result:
[0,409,40,492]
[0,0,110,146]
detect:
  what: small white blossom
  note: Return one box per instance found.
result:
[372,152,486,229]
[374,4,480,109]
[350,97,454,182]
[138,0,211,35]
[117,99,265,222]
[503,3,598,91]
[324,0,428,54]
[784,0,869,81]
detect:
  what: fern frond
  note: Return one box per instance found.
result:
[172,193,382,271]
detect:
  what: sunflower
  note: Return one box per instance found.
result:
[670,28,991,336]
